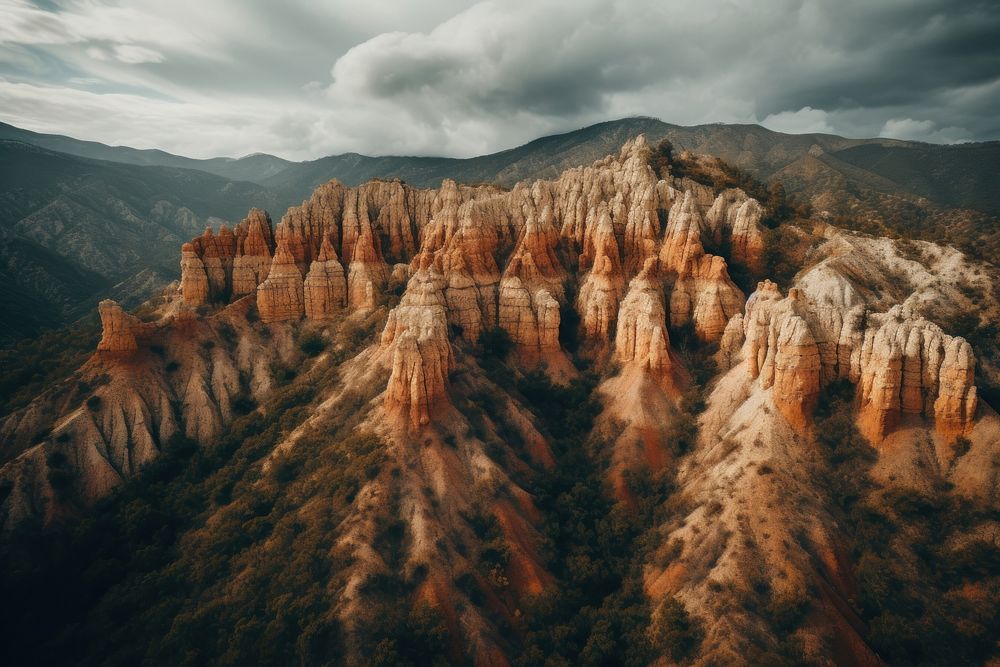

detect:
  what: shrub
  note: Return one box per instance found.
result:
[298,331,326,357]
[651,597,702,661]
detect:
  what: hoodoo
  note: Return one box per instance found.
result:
[256,240,305,323]
[303,234,347,320]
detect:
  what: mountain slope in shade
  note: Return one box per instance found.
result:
[0,140,287,342]
[1,138,997,666]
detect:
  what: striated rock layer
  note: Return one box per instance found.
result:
[256,240,305,323]
[96,300,141,355]
[303,235,347,320]
[379,255,453,428]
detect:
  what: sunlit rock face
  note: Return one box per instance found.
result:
[856,307,978,442]
[380,254,453,429]
[303,235,347,320]
[256,240,305,323]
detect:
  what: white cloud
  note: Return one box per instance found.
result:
[0,79,307,157]
[112,44,164,65]
[879,117,973,144]
[761,107,836,135]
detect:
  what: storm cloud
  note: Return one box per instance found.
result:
[0,0,997,159]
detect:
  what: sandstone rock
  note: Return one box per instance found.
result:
[614,259,676,388]
[347,221,389,311]
[577,206,626,346]
[503,208,566,301]
[727,197,766,274]
[197,227,229,299]
[622,181,661,275]
[256,239,305,323]
[434,209,502,341]
[934,338,978,438]
[669,255,745,342]
[180,242,210,306]
[658,190,745,341]
[303,234,347,320]
[659,191,709,274]
[380,258,452,428]
[498,277,565,370]
[96,300,139,354]
[281,180,346,269]
[717,313,746,371]
[232,209,275,297]
[742,282,821,431]
[704,189,766,273]
[578,252,625,346]
[373,179,418,263]
[856,307,978,442]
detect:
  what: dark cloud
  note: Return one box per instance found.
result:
[0,0,997,159]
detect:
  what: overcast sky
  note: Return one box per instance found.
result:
[1,0,998,160]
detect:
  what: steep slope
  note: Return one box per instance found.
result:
[1,138,998,666]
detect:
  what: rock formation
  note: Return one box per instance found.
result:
[380,255,452,428]
[347,222,390,311]
[231,209,275,297]
[96,300,139,355]
[740,282,821,431]
[4,134,999,667]
[303,235,347,320]
[659,191,746,341]
[856,307,978,442]
[256,240,305,323]
[435,208,502,342]
[179,242,210,306]
[577,206,626,347]
[504,209,566,300]
[614,259,677,389]
[196,227,230,299]
[704,189,766,273]
[498,279,561,364]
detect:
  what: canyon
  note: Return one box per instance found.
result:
[1,136,997,666]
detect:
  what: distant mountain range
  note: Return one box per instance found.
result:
[2,117,998,343]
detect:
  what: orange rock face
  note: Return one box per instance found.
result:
[256,240,305,323]
[504,209,566,300]
[96,300,139,354]
[576,205,626,347]
[437,214,501,342]
[669,255,745,342]
[303,235,347,320]
[380,257,453,428]
[704,189,766,273]
[180,242,210,306]
[347,222,390,311]
[856,307,978,442]
[614,259,676,389]
[659,191,746,342]
[231,209,275,297]
[742,282,821,432]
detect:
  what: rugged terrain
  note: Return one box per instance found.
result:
[4,118,999,344]
[0,137,997,666]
